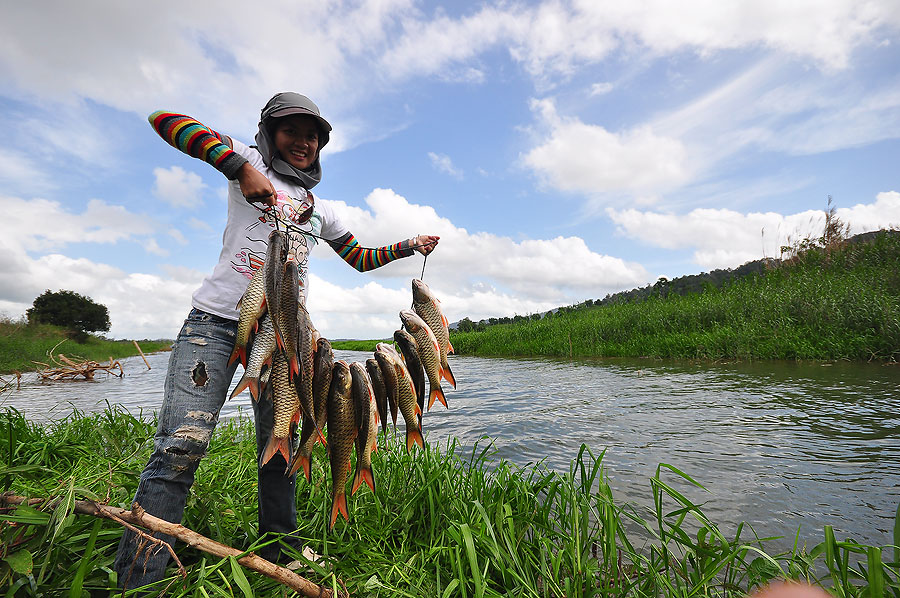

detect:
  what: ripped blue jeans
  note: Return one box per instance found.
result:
[114,309,299,591]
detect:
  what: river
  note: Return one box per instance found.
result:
[4,350,898,552]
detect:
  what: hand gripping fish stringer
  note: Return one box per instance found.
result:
[249,203,432,277]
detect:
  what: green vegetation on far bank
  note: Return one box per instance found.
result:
[1,407,897,596]
[0,318,172,374]
[330,339,389,352]
[451,230,900,362]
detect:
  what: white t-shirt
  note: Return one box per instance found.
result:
[191,139,349,320]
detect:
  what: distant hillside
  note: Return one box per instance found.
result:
[454,229,899,334]
[449,229,899,361]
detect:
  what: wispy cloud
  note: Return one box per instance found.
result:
[427,152,463,179]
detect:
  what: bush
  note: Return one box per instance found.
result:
[25,289,111,335]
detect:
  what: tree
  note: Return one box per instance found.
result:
[26,290,111,336]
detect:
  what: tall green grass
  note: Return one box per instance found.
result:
[451,232,900,361]
[0,318,172,374]
[1,407,897,596]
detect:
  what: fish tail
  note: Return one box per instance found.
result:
[289,355,300,382]
[428,386,447,410]
[259,434,291,468]
[441,361,456,389]
[406,426,424,451]
[229,374,251,400]
[227,344,246,368]
[352,466,376,495]
[248,378,260,402]
[288,453,311,481]
[447,340,454,355]
[329,491,349,530]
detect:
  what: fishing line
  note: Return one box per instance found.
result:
[252,202,433,277]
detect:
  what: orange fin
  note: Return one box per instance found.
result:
[288,453,311,481]
[329,491,348,530]
[441,362,456,389]
[227,344,247,368]
[352,466,375,495]
[428,386,447,410]
[259,435,291,468]
[406,427,424,452]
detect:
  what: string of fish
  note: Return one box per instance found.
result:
[252,203,431,281]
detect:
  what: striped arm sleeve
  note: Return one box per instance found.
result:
[148,111,248,179]
[329,233,416,272]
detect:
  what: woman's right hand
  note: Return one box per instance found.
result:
[236,162,276,206]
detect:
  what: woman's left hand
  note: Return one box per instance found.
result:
[413,235,440,256]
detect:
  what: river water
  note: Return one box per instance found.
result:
[4,350,898,552]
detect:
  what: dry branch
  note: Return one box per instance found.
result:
[0,493,342,597]
[33,344,123,381]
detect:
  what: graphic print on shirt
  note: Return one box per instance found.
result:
[230,190,319,295]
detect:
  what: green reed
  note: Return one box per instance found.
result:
[0,318,172,375]
[1,407,898,596]
[451,231,900,362]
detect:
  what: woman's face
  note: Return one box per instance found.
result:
[272,115,320,170]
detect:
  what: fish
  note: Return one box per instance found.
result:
[327,360,356,529]
[411,279,456,388]
[263,229,287,326]
[350,362,378,495]
[229,313,276,401]
[376,343,423,452]
[289,336,333,480]
[399,309,446,410]
[393,328,425,422]
[228,265,267,368]
[272,260,301,382]
[374,344,399,428]
[259,352,300,468]
[294,303,323,444]
[365,358,390,438]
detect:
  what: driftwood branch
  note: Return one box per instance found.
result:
[32,342,123,381]
[1,493,341,597]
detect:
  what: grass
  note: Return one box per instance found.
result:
[1,407,897,596]
[330,339,390,352]
[0,318,172,375]
[450,231,900,362]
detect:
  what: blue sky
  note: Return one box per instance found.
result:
[1,0,899,340]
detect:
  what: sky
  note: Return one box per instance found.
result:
[1,0,899,340]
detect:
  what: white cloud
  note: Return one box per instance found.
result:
[607,191,900,270]
[427,152,463,179]
[153,166,208,209]
[522,98,690,197]
[589,82,614,96]
[1,196,155,252]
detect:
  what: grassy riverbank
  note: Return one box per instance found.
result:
[451,231,900,361]
[330,339,388,352]
[0,318,172,375]
[1,407,897,596]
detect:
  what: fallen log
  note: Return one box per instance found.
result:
[0,493,342,597]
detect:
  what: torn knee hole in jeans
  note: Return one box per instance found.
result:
[190,361,208,386]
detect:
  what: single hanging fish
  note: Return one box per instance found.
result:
[399,309,446,410]
[230,314,276,401]
[259,352,300,468]
[411,279,456,388]
[393,328,425,422]
[350,362,378,495]
[228,265,267,368]
[365,358,390,439]
[289,336,333,480]
[376,343,422,451]
[374,347,399,429]
[327,361,357,529]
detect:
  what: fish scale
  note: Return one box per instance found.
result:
[259,352,300,468]
[327,361,356,529]
[229,314,276,401]
[350,362,378,495]
[289,337,332,480]
[399,309,446,410]
[376,343,422,451]
[229,266,267,368]
[411,279,456,389]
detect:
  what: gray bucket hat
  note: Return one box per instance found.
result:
[255,92,332,188]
